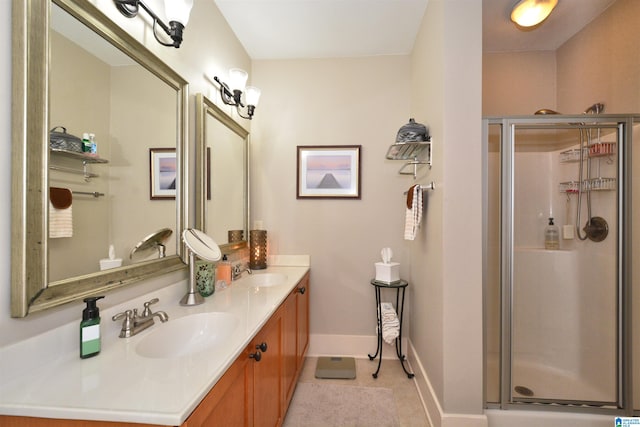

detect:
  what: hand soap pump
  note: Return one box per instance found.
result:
[545,217,559,250]
[80,296,104,359]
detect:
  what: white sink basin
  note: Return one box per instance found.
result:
[241,273,288,288]
[136,312,238,359]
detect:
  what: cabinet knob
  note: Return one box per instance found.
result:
[297,287,306,295]
[249,351,262,362]
[255,342,267,352]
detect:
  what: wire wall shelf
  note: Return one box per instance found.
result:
[559,142,616,163]
[559,178,616,194]
[386,140,433,179]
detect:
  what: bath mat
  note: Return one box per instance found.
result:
[283,382,400,427]
[315,356,356,379]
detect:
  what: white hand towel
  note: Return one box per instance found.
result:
[49,201,73,238]
[404,184,422,240]
[380,302,400,344]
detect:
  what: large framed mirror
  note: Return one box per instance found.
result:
[194,94,249,251]
[11,0,188,317]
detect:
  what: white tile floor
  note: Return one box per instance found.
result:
[284,357,430,427]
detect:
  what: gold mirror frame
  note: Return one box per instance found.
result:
[194,93,249,252]
[11,0,188,317]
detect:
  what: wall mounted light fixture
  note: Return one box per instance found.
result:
[114,0,194,48]
[511,0,558,27]
[213,69,261,120]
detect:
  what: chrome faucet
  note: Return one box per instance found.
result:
[232,263,252,280]
[112,298,169,338]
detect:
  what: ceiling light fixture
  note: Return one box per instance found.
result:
[213,69,261,120]
[113,0,193,48]
[510,0,558,27]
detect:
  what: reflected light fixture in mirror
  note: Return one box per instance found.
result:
[114,0,194,47]
[181,229,222,306]
[510,0,558,27]
[213,69,262,119]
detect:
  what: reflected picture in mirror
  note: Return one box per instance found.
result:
[150,148,177,200]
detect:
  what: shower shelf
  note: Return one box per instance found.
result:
[559,148,588,163]
[559,143,616,163]
[588,142,616,157]
[559,178,616,193]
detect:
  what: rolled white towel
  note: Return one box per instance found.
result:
[380,302,399,344]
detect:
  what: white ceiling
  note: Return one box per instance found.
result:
[213,0,617,59]
[214,0,428,59]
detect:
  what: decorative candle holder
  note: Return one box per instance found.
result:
[249,230,267,270]
[228,229,244,243]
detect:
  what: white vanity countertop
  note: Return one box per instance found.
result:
[0,260,310,425]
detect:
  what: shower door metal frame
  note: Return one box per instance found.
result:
[483,114,637,416]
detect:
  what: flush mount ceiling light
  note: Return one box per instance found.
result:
[213,69,262,120]
[511,0,558,27]
[113,0,193,48]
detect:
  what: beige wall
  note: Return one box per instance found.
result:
[557,0,640,114]
[49,31,111,279]
[410,0,485,424]
[109,65,177,261]
[483,51,557,116]
[251,56,412,338]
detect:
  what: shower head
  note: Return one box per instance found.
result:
[583,103,605,114]
[534,108,561,115]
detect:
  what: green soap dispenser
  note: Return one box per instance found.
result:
[80,296,105,359]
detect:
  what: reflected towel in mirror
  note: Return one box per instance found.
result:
[49,187,73,238]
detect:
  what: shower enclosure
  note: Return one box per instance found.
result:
[483,113,639,417]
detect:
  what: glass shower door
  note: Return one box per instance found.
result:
[509,122,619,405]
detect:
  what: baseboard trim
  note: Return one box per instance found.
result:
[407,342,488,427]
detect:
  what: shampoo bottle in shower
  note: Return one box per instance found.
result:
[545,217,559,250]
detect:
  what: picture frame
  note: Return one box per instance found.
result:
[296,145,361,199]
[149,148,177,200]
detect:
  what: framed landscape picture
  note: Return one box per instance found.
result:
[150,148,177,200]
[296,145,361,199]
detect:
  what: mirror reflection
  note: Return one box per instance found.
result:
[49,3,177,281]
[10,0,187,317]
[195,93,249,247]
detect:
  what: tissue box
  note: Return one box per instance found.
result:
[100,258,122,271]
[375,262,400,283]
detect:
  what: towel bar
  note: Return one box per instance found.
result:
[72,191,105,198]
[403,181,435,194]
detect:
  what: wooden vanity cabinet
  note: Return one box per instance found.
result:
[282,272,310,411]
[251,308,283,427]
[0,272,310,427]
[181,349,252,427]
[184,271,309,427]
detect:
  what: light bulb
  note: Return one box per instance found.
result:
[511,0,558,27]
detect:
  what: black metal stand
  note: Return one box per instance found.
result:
[368,279,415,379]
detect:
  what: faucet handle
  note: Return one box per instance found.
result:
[142,298,159,316]
[112,309,133,322]
[112,310,134,338]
